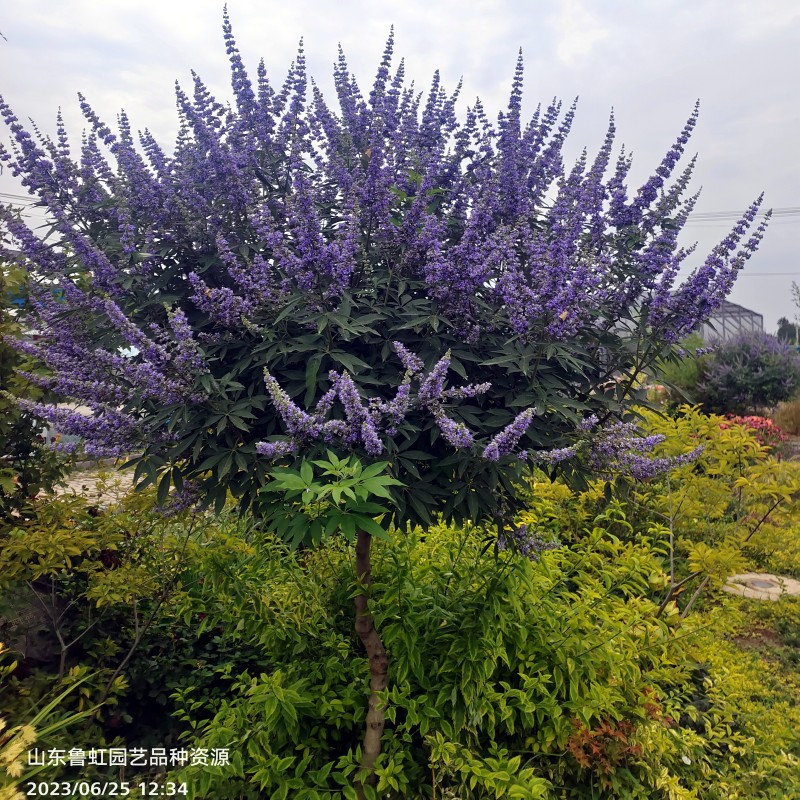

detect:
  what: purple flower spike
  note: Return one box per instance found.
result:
[433,407,474,449]
[418,350,452,407]
[256,440,299,460]
[392,342,424,375]
[482,407,536,461]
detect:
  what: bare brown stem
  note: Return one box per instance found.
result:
[354,529,389,799]
[657,571,702,617]
[743,497,784,543]
[681,575,711,618]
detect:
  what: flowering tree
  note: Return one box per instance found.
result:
[0,14,768,790]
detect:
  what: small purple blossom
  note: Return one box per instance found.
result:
[531,444,581,465]
[443,382,492,400]
[256,440,299,459]
[417,351,452,407]
[498,524,560,561]
[157,480,204,517]
[432,407,474,449]
[263,368,319,439]
[391,343,424,375]
[587,419,703,480]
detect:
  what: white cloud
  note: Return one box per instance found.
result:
[731,0,800,39]
[549,0,610,65]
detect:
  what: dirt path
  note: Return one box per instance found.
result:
[54,463,135,508]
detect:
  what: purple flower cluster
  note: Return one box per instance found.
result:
[0,16,768,471]
[587,420,703,480]
[11,397,141,459]
[2,21,766,352]
[157,480,204,517]
[432,406,475,449]
[417,351,453,407]
[258,343,529,460]
[392,342,425,376]
[482,408,536,461]
[497,524,560,561]
[676,345,716,358]
[530,444,582,466]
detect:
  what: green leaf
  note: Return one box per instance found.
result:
[272,473,308,491]
[218,452,234,479]
[228,415,251,432]
[351,515,391,540]
[359,461,391,479]
[340,515,356,539]
[304,353,323,407]
[157,471,171,507]
[213,486,227,515]
[329,351,370,374]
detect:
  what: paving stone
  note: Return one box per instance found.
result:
[723,572,800,601]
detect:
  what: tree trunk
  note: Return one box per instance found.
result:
[354,529,389,798]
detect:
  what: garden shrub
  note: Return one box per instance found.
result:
[149,508,797,800]
[0,262,71,524]
[772,397,800,436]
[0,481,215,759]
[164,519,700,799]
[695,332,800,416]
[630,407,800,582]
[672,596,800,799]
[519,405,800,599]
[719,414,787,456]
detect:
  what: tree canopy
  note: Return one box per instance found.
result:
[0,16,769,529]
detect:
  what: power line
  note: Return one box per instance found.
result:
[3,190,800,232]
[688,207,800,220]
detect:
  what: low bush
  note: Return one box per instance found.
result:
[3,406,800,798]
[719,414,787,455]
[166,519,693,799]
[695,332,800,416]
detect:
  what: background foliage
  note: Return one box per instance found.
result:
[0,261,70,522]
[1,407,799,798]
[694,332,800,416]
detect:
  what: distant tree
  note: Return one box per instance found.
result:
[776,316,797,345]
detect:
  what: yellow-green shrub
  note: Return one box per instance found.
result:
[160,513,767,800]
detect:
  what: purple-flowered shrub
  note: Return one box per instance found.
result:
[0,14,768,526]
[697,332,800,416]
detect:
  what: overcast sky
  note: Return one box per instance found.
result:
[1,0,799,334]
